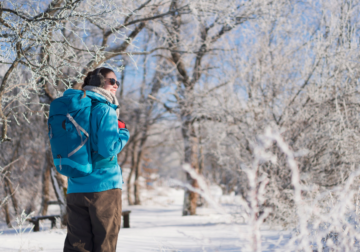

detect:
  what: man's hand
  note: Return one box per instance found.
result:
[118,119,126,129]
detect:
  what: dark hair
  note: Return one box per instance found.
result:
[82,67,114,88]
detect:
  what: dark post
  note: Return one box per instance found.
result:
[33,218,40,232]
[122,211,131,228]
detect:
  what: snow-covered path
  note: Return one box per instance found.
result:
[0,188,289,251]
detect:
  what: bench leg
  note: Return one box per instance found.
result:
[51,218,56,229]
[33,220,40,232]
[123,214,130,228]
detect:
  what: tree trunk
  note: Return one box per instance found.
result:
[198,124,205,175]
[182,121,199,216]
[3,196,11,227]
[1,141,21,220]
[127,142,136,205]
[134,134,148,205]
[132,135,144,205]
[3,180,12,226]
[127,166,134,205]
[134,161,141,205]
[197,131,206,207]
[40,147,51,215]
[4,177,18,215]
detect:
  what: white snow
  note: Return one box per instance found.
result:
[0,187,290,252]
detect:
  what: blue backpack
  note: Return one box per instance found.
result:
[48,89,103,178]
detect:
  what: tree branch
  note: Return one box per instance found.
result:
[82,22,146,75]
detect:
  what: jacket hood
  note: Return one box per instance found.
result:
[63,89,106,103]
[63,89,118,111]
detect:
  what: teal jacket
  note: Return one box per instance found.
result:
[67,91,129,194]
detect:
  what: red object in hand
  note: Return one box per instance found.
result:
[118,119,126,129]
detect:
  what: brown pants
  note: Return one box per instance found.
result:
[64,189,122,252]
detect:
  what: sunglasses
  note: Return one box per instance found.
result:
[106,78,120,87]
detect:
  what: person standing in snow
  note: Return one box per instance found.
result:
[64,67,129,252]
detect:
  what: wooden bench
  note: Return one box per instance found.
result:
[28,211,131,231]
[27,215,60,232]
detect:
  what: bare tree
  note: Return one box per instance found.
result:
[142,0,272,215]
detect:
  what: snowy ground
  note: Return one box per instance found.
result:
[0,186,290,251]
